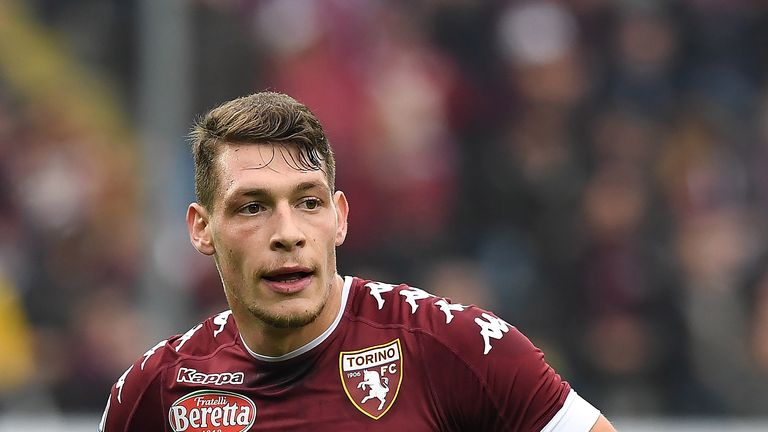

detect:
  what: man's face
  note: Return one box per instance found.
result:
[188,143,348,329]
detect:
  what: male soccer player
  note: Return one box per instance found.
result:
[100,92,615,431]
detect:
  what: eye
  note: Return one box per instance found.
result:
[300,198,322,210]
[239,203,266,215]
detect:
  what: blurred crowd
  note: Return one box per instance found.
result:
[2,0,768,417]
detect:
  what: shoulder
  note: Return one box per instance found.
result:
[349,277,574,431]
[140,309,238,373]
[349,277,532,357]
[100,310,238,432]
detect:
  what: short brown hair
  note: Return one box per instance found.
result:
[189,92,335,209]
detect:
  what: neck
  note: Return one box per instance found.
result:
[238,274,345,358]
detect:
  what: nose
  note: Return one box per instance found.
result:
[269,203,306,252]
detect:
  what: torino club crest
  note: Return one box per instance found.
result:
[339,339,403,420]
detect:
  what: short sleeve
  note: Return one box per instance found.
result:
[419,303,571,431]
[99,340,170,432]
[540,390,601,432]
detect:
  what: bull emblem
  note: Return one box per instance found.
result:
[340,339,402,419]
[357,370,389,411]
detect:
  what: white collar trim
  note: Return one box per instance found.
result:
[240,275,352,362]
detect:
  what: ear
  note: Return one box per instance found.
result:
[333,190,349,246]
[187,203,215,255]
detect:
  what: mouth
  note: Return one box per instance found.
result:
[261,266,314,294]
[263,267,314,282]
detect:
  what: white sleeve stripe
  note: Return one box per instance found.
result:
[540,389,601,432]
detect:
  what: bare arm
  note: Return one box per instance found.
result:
[590,414,616,431]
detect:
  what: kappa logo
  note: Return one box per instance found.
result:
[169,390,256,432]
[339,339,403,420]
[176,367,245,386]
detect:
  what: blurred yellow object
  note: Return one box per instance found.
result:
[0,0,133,146]
[0,274,34,393]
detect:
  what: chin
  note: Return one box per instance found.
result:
[248,299,326,329]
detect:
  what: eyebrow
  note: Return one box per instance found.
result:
[295,181,329,193]
[232,181,330,199]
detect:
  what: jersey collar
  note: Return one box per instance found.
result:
[240,275,353,362]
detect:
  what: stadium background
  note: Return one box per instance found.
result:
[0,0,767,429]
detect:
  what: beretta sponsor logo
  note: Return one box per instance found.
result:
[169,390,256,432]
[176,367,245,386]
[339,339,403,420]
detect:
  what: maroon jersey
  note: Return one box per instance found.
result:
[100,277,599,431]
